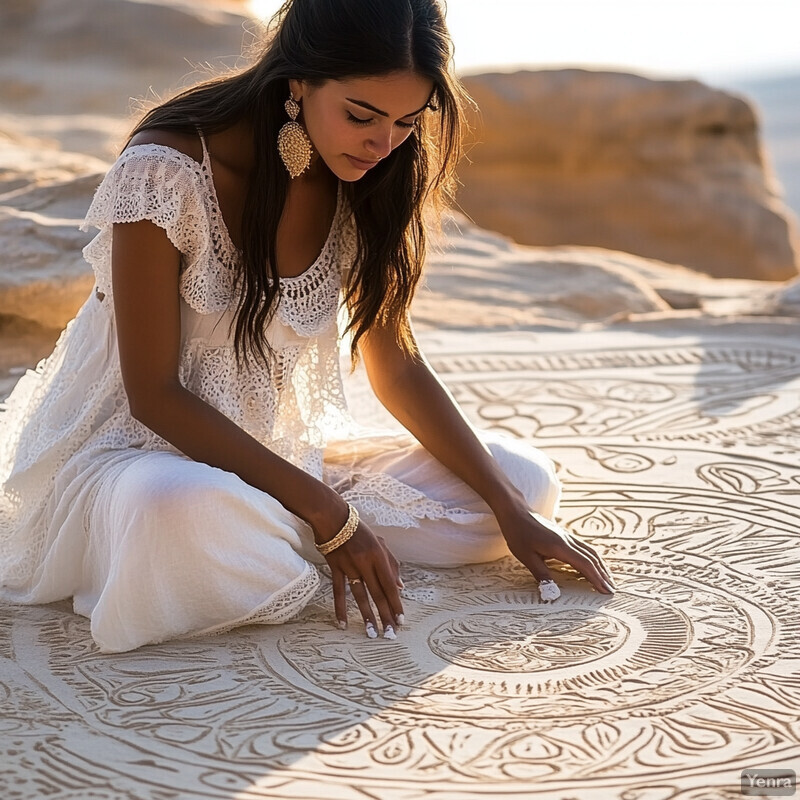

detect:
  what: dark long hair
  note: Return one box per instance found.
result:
[127,0,471,367]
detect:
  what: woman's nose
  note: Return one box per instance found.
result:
[366,128,393,159]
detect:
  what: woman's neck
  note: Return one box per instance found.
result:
[210,119,333,187]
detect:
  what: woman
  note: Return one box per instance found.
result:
[0,0,615,652]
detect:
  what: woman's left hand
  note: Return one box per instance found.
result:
[496,505,617,597]
[326,524,404,638]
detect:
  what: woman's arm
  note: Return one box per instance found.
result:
[112,219,403,632]
[359,315,616,594]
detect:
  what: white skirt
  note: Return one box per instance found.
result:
[9,428,561,653]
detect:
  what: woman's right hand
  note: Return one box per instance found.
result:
[317,512,404,639]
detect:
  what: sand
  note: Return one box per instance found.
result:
[4,319,799,798]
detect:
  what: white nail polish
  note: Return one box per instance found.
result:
[365,621,378,639]
[383,625,396,640]
[538,579,561,602]
[337,619,347,630]
[396,614,405,626]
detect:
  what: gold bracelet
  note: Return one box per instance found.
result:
[315,503,360,556]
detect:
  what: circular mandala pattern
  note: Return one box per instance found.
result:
[428,608,630,672]
[275,564,773,723]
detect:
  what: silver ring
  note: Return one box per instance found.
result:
[349,577,363,585]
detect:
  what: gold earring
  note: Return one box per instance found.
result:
[277,92,313,178]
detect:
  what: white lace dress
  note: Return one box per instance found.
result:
[0,138,561,652]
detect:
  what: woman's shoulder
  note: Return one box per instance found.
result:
[125,129,204,164]
[82,128,213,237]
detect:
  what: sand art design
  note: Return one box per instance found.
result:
[2,327,799,799]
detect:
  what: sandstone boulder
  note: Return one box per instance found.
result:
[0,135,102,328]
[0,0,251,118]
[459,69,799,281]
[413,212,671,330]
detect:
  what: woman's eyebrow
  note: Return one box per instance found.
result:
[345,98,429,118]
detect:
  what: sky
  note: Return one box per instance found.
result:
[249,0,800,86]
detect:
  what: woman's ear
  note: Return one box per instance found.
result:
[288,78,304,100]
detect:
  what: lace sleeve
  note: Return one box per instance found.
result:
[79,145,213,302]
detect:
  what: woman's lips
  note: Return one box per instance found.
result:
[346,154,380,170]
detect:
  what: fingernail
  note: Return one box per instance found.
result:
[396,613,405,626]
[337,619,347,630]
[604,580,616,594]
[383,625,397,640]
[365,621,378,639]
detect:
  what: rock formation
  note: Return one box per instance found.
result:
[459,69,799,281]
[0,0,252,119]
[0,133,102,329]
[1,0,798,375]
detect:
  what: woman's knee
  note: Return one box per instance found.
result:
[482,431,561,517]
[105,454,241,546]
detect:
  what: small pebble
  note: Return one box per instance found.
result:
[538,579,561,602]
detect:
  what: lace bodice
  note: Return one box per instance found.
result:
[81,141,352,320]
[77,140,357,471]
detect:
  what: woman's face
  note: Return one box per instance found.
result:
[289,71,435,181]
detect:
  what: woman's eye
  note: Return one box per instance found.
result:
[346,112,416,129]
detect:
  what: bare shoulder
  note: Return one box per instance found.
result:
[125,129,203,164]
